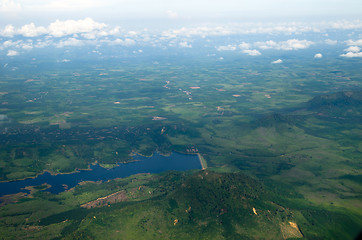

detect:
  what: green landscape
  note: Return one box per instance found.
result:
[0,52,361,239]
[1,0,362,235]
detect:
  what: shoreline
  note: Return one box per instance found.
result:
[0,168,87,184]
[1,151,203,183]
[0,158,139,184]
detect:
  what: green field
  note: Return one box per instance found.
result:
[0,48,361,239]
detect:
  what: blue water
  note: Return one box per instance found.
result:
[0,152,201,197]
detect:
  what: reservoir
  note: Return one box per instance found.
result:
[0,152,202,198]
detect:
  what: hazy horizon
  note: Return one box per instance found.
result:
[1,0,361,26]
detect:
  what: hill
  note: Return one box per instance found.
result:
[38,171,359,240]
[308,90,362,109]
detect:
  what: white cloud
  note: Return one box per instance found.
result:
[0,0,21,11]
[340,44,362,57]
[329,20,362,30]
[17,23,47,37]
[22,44,33,50]
[344,46,361,53]
[255,39,314,50]
[0,21,88,39]
[255,40,278,50]
[81,32,97,40]
[271,59,283,64]
[111,38,136,46]
[6,50,18,56]
[179,41,192,48]
[340,52,362,58]
[81,30,108,40]
[108,27,123,36]
[0,24,15,37]
[162,26,232,39]
[140,20,362,39]
[2,40,11,48]
[34,39,52,48]
[127,31,138,36]
[345,39,362,46]
[238,42,250,50]
[48,18,107,37]
[56,38,84,48]
[243,49,261,56]
[2,40,19,48]
[217,45,236,51]
[3,19,362,53]
[325,39,338,45]
[314,53,323,58]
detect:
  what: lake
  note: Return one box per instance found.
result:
[0,152,202,197]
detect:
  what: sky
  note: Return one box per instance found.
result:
[0,0,361,26]
[0,0,362,59]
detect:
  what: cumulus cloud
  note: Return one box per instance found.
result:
[344,46,361,52]
[345,39,362,46]
[2,39,20,48]
[17,23,47,37]
[56,38,84,48]
[271,59,283,64]
[7,50,18,56]
[34,39,53,48]
[243,49,261,56]
[160,22,321,38]
[217,45,236,51]
[179,41,192,48]
[0,24,15,37]
[3,19,362,53]
[159,20,362,37]
[0,18,107,39]
[238,42,250,50]
[111,38,136,46]
[255,40,278,50]
[108,27,123,36]
[48,18,106,37]
[2,19,362,42]
[314,53,323,58]
[22,44,33,50]
[255,39,314,50]
[340,52,362,58]
[329,20,362,30]
[340,45,362,57]
[0,40,34,51]
[81,30,108,40]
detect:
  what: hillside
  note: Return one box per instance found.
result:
[306,90,362,121]
[308,91,362,109]
[42,171,360,240]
